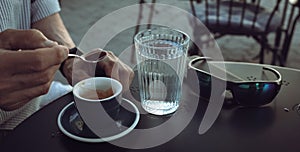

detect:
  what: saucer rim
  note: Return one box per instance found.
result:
[57,98,140,143]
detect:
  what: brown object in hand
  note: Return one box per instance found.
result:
[80,88,114,100]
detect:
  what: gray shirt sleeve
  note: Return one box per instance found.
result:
[31,0,61,23]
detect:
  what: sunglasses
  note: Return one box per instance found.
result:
[188,57,282,107]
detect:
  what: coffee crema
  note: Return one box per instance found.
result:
[80,88,114,100]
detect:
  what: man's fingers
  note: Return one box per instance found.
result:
[0,29,57,50]
[96,51,134,91]
[17,29,49,49]
[0,65,59,94]
[0,101,27,111]
[0,81,52,111]
[114,63,134,92]
[1,46,68,74]
[42,40,58,48]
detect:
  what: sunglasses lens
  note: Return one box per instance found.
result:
[234,83,280,106]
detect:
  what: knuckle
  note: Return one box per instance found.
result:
[17,29,45,47]
[28,29,43,36]
[31,53,46,71]
[28,29,47,44]
[53,46,67,62]
[56,49,66,61]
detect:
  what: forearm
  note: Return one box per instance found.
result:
[31,13,75,48]
[31,13,76,84]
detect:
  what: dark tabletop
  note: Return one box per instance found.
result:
[1,63,300,152]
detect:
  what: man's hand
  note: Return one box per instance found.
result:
[0,29,68,111]
[97,51,134,92]
[0,29,57,50]
[62,49,134,92]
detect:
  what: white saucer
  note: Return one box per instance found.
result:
[57,98,140,143]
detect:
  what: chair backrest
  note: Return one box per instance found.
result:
[189,0,300,65]
[190,0,285,35]
[280,0,300,65]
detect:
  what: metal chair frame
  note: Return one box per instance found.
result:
[189,0,300,66]
[280,0,300,65]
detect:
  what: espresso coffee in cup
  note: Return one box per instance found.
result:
[79,87,114,100]
[73,77,123,122]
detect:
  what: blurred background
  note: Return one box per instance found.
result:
[59,0,300,68]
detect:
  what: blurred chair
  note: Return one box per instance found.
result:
[131,0,157,63]
[280,0,300,65]
[189,0,300,65]
[134,0,157,38]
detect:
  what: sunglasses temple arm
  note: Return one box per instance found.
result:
[189,56,245,81]
[209,63,245,81]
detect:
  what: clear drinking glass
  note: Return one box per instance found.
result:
[134,27,190,115]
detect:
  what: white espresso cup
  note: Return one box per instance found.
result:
[73,77,123,120]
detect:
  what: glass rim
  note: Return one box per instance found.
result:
[134,27,190,49]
